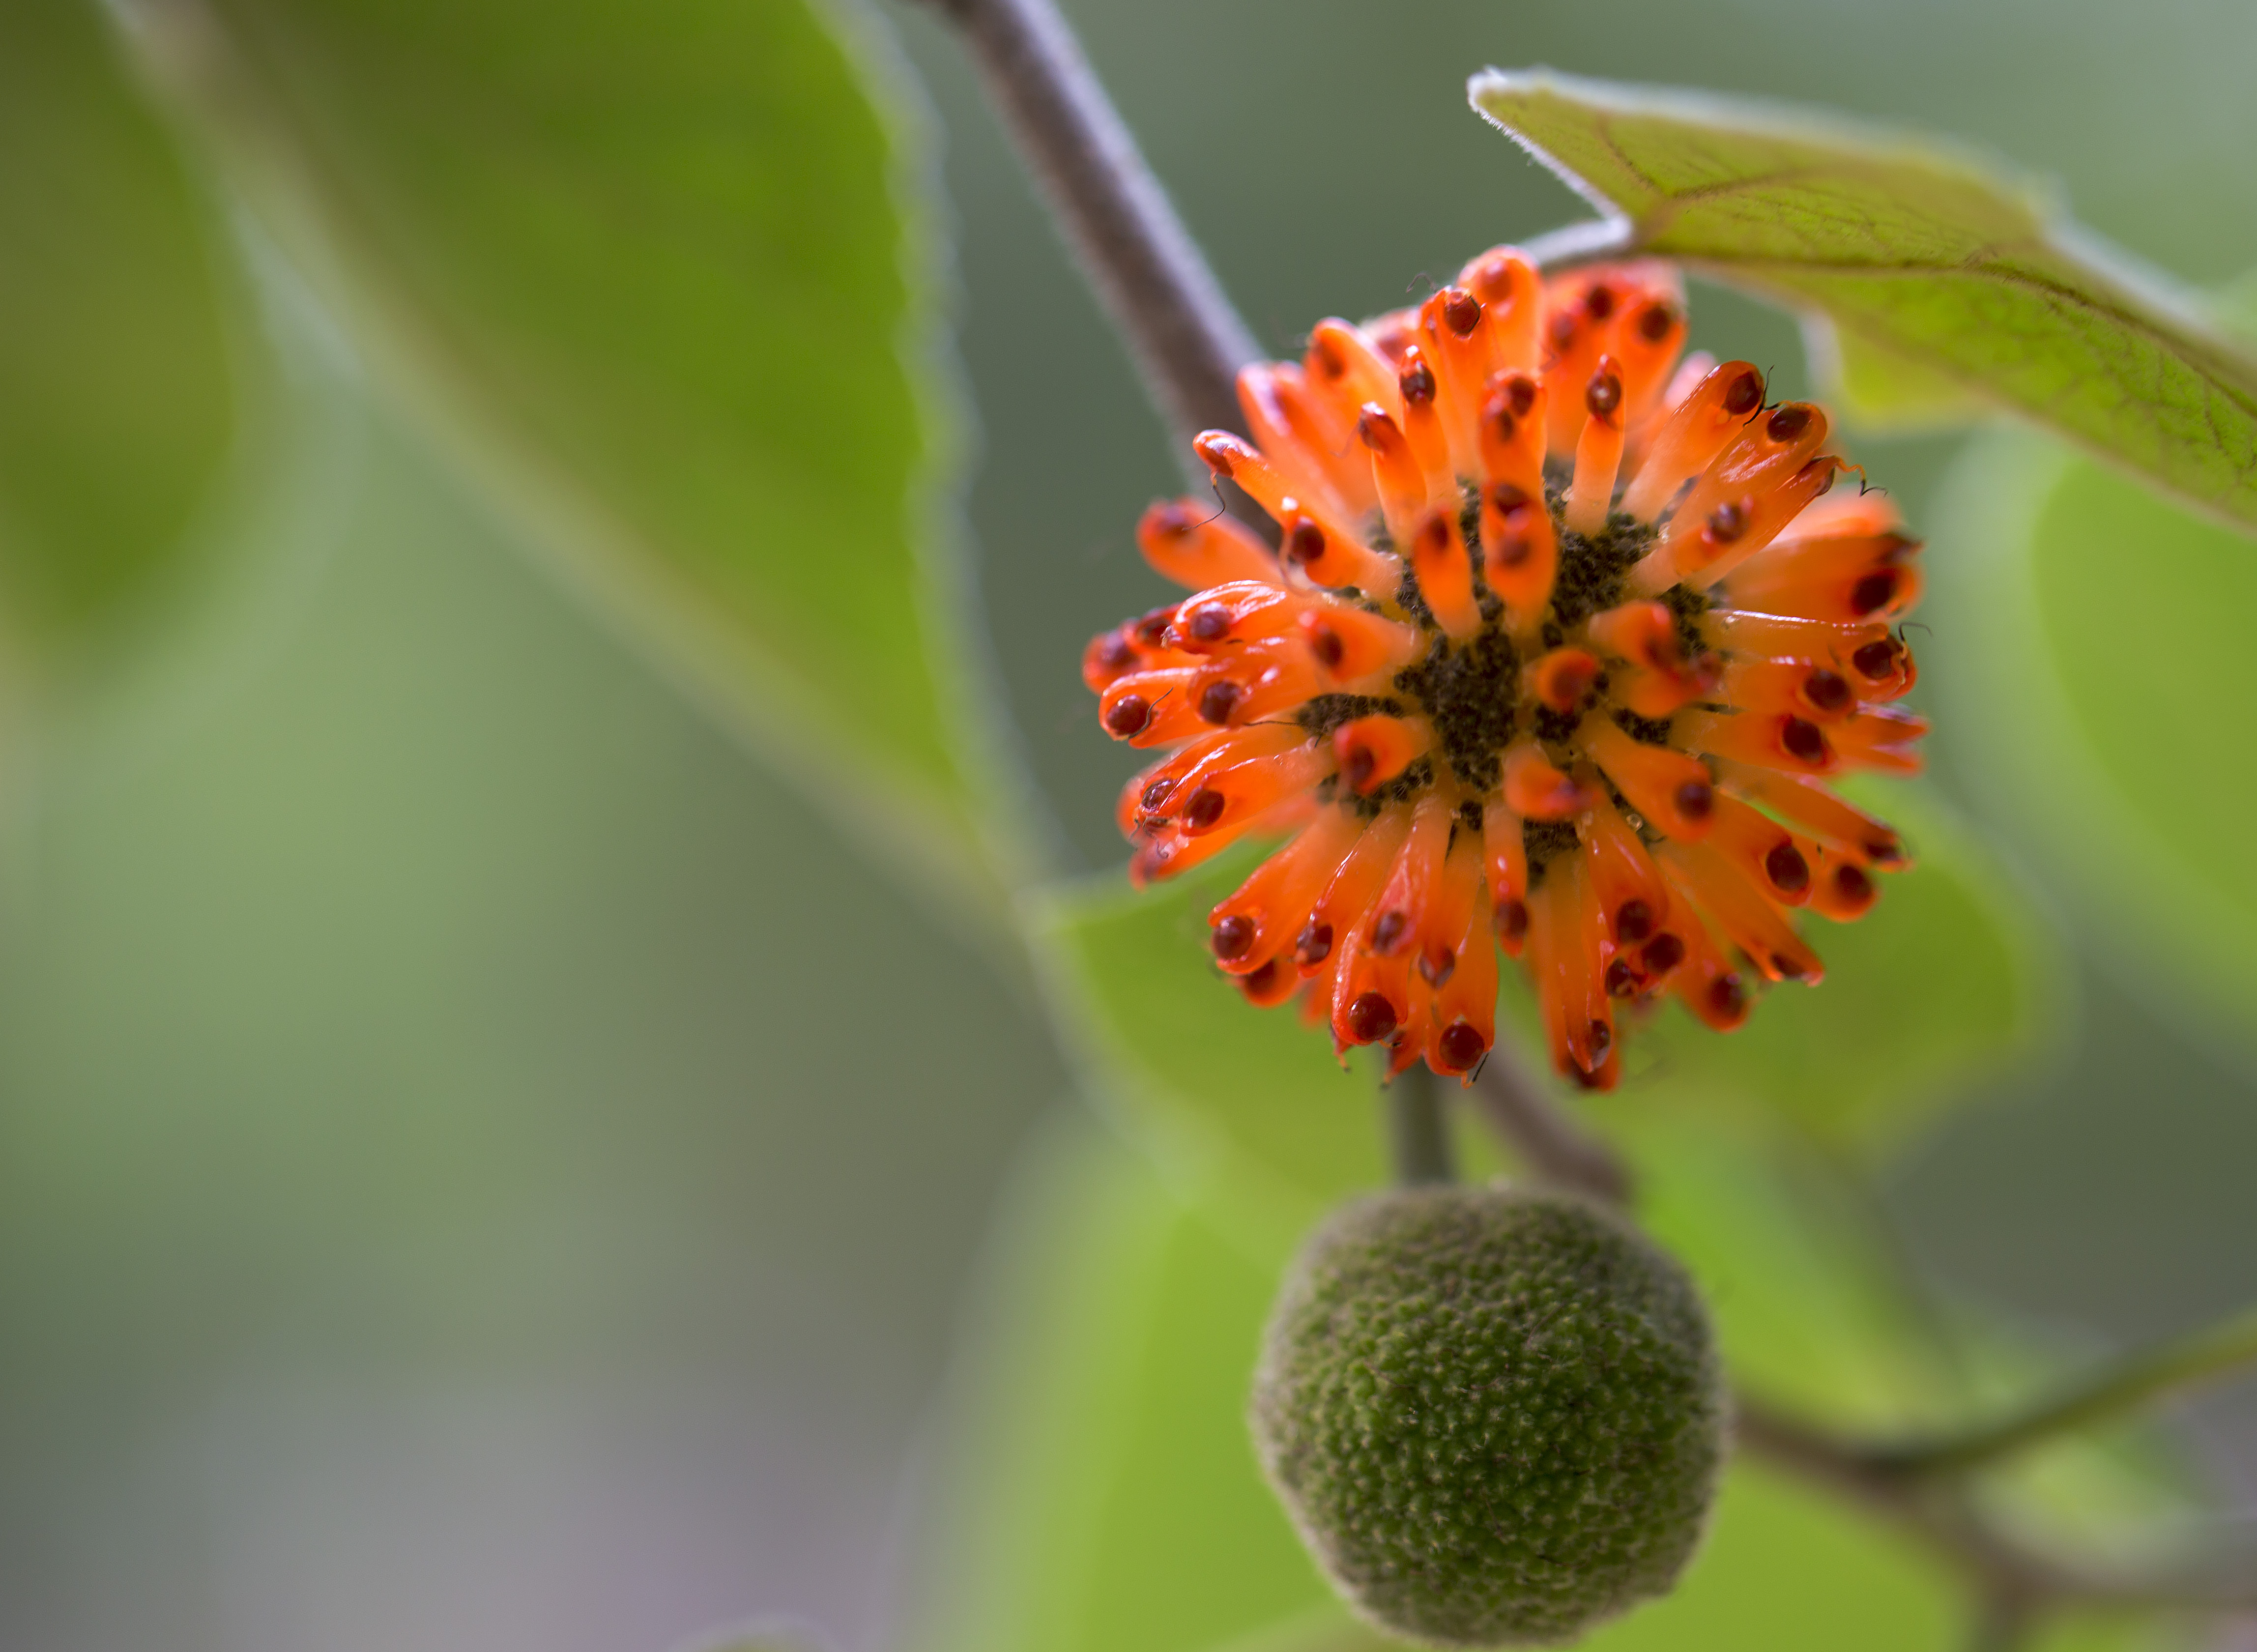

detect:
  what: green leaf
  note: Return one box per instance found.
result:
[0,0,240,662]
[1928,425,2257,1054]
[129,0,1008,915]
[1470,68,2257,529]
[1624,779,2068,1159]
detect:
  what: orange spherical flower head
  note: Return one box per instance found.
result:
[1090,250,1927,1088]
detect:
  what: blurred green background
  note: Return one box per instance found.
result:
[2,0,2254,1648]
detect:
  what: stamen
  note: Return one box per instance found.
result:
[1394,348,1456,498]
[1299,811,1411,978]
[1276,507,1396,592]
[1831,706,1928,774]
[1135,498,1281,588]
[1589,600,1714,717]
[1670,917,1750,1031]
[1082,626,1144,691]
[1564,355,1627,535]
[1668,455,1844,589]
[1192,432,1394,591]
[1163,580,1306,653]
[1238,956,1301,1007]
[1630,401,1830,593]
[1807,854,1880,921]
[1366,792,1454,959]
[1715,658,1860,724]
[1357,403,1430,550]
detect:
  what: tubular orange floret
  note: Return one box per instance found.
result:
[1085,249,1926,1083]
[1208,806,1363,974]
[1481,803,1531,956]
[1619,360,1767,521]
[1658,841,1826,985]
[1582,717,1715,840]
[1164,580,1306,654]
[1136,498,1280,588]
[1367,792,1456,960]
[1578,782,1673,944]
[1333,713,1431,795]
[1564,355,1627,535]
[1305,318,1402,422]
[1503,744,1590,820]
[1298,601,1421,683]
[1408,511,1484,639]
[1706,792,1813,907]
[1671,914,1751,1032]
[1237,362,1363,519]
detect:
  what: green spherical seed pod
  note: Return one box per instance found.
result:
[1250,1183,1725,1647]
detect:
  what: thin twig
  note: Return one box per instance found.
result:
[1466,1041,1634,1205]
[911,0,1259,458]
[1386,1064,1456,1187]
[1867,1305,2257,1478]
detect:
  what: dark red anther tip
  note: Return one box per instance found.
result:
[1851,638,1902,680]
[1151,501,1195,537]
[1184,787,1227,831]
[1487,405,1518,444]
[1310,338,1344,379]
[1418,947,1457,987]
[1132,605,1174,645]
[1616,898,1654,943]
[1186,602,1230,642]
[1587,1019,1613,1061]
[1489,482,1531,515]
[1097,632,1136,670]
[1765,841,1811,894]
[1780,716,1828,764]
[1286,521,1326,565]
[1400,359,1437,406]
[1356,406,1392,449]
[1372,910,1408,954]
[1835,863,1875,902]
[1604,958,1638,999]
[1765,404,1812,442]
[1724,370,1764,416]
[1309,626,1345,669]
[1104,695,1151,737]
[1706,500,1747,543]
[1675,778,1714,821]
[1642,932,1686,976]
[1548,313,1578,349]
[1586,368,1623,418]
[1140,777,1175,812]
[1295,920,1333,966]
[1196,680,1244,725]
[1710,973,1746,1018]
[1773,954,1808,980]
[1804,669,1852,713]
[1637,302,1675,343]
[1441,287,1481,337]
[1505,375,1537,417]
[1193,432,1238,475]
[1437,1020,1486,1071]
[1496,897,1530,941]
[1211,914,1254,960]
[1583,283,1615,320]
[1851,570,1900,615]
[1343,745,1375,792]
[1866,838,1905,867]
[1346,992,1399,1044]
[1242,958,1281,997]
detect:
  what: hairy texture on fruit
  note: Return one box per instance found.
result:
[1251,1184,1724,1646]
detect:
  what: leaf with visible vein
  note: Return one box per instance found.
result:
[1472,68,2257,531]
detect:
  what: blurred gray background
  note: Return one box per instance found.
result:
[2,0,2254,1649]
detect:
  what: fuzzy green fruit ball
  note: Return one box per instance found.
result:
[1250,1184,1725,1647]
